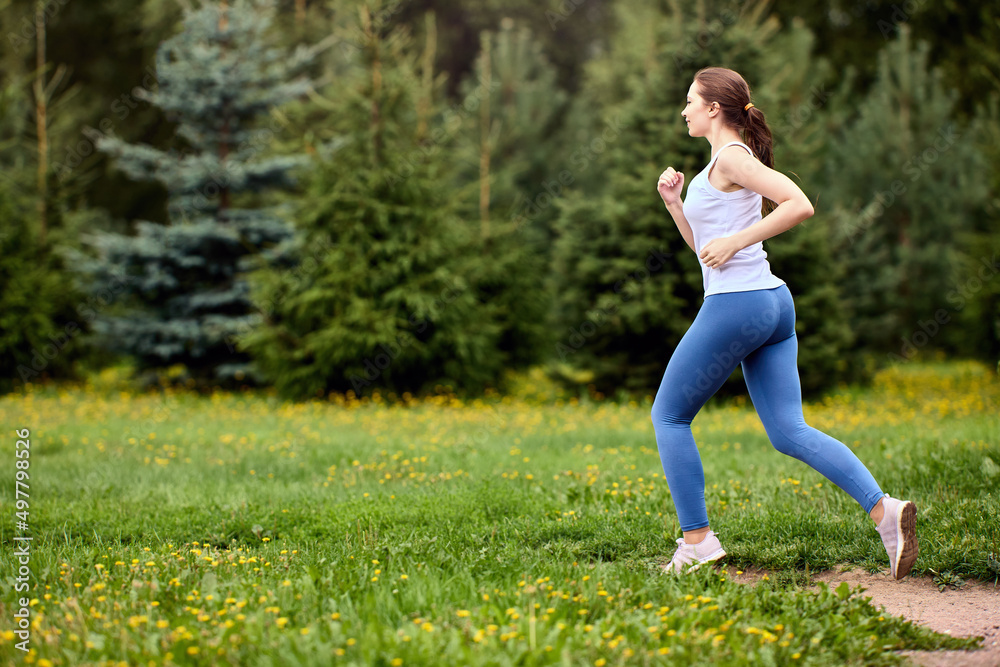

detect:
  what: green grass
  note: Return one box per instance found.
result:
[1,361,997,665]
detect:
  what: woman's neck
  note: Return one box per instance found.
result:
[707,127,743,158]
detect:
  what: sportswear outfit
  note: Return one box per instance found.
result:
[651,141,887,533]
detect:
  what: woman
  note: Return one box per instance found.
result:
[652,67,918,578]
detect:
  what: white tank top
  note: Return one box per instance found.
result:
[682,140,786,296]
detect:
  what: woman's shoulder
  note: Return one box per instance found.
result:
[712,142,756,177]
[716,141,755,161]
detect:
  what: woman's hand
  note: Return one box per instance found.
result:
[699,235,743,269]
[657,168,684,206]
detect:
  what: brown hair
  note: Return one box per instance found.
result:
[693,67,775,213]
[693,66,773,169]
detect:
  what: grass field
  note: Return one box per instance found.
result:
[1,361,998,666]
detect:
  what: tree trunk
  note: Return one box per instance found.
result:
[218,0,231,214]
[479,33,492,239]
[34,0,48,244]
[416,12,436,143]
[364,8,382,165]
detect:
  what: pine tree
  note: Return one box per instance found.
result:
[240,4,504,399]
[752,18,860,394]
[825,27,990,361]
[0,168,82,391]
[73,0,317,387]
[946,94,1000,362]
[451,21,568,371]
[0,7,96,392]
[549,0,857,396]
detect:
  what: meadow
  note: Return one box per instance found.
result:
[1,361,998,666]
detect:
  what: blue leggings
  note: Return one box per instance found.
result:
[651,284,885,531]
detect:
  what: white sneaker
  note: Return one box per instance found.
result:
[662,530,726,574]
[876,495,918,580]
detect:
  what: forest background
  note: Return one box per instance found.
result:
[2,0,998,400]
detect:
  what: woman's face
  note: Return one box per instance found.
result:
[682,81,714,137]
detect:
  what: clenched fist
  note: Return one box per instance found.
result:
[657,167,684,205]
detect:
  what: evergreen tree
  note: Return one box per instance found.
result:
[549,0,857,396]
[73,0,316,387]
[825,27,990,360]
[947,94,1000,363]
[452,21,568,371]
[240,4,504,399]
[0,10,98,391]
[754,19,860,393]
[0,165,83,391]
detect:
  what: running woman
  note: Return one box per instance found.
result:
[652,67,918,578]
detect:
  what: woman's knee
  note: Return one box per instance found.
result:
[770,435,801,458]
[765,419,811,457]
[651,399,690,429]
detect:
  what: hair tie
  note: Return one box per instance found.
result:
[744,102,754,111]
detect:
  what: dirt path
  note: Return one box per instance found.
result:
[726,566,1000,666]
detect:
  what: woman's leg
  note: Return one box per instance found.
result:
[740,287,886,513]
[651,289,783,538]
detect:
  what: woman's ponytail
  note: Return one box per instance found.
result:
[742,105,775,213]
[742,106,773,170]
[694,67,778,213]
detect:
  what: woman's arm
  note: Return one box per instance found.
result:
[698,148,814,269]
[664,200,696,252]
[657,168,696,252]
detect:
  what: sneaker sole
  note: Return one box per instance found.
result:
[684,548,727,574]
[893,501,918,580]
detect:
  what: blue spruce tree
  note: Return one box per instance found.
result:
[74,0,316,387]
[240,5,507,399]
